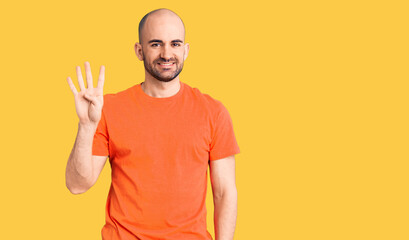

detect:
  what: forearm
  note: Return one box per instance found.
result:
[213,189,238,240]
[65,123,97,194]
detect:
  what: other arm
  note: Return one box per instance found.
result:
[210,155,238,240]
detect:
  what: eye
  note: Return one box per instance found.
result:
[151,43,160,47]
[172,43,181,47]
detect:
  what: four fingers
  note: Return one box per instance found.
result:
[68,62,105,95]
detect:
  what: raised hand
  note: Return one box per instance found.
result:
[67,62,105,126]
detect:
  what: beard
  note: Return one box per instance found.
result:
[143,56,184,82]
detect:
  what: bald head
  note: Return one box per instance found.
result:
[138,8,185,44]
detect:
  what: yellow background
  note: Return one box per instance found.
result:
[0,0,408,239]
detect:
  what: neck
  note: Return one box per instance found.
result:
[141,76,181,98]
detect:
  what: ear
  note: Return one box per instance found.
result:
[183,43,190,61]
[134,42,144,61]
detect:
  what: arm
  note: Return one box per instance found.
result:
[65,123,108,194]
[209,155,238,240]
[65,61,107,194]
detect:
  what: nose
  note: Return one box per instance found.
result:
[160,44,172,61]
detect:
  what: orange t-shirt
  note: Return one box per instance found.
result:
[92,81,240,240]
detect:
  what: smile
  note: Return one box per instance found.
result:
[158,62,175,66]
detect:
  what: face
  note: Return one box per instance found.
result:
[142,39,185,82]
[135,12,189,82]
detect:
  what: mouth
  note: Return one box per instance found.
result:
[157,62,175,68]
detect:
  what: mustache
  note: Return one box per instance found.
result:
[154,58,178,63]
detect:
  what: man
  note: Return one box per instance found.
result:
[65,8,240,240]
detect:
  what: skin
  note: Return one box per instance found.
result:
[65,9,237,240]
[134,9,190,98]
[66,62,107,194]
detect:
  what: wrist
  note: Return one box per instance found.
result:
[78,122,98,133]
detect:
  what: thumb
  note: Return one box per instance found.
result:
[84,94,98,105]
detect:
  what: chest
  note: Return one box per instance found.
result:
[106,102,212,167]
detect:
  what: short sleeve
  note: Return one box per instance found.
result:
[92,108,109,157]
[209,102,240,161]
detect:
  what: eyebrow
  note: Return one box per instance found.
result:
[148,39,184,44]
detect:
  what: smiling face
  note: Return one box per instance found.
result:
[135,10,189,82]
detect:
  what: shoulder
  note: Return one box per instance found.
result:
[182,82,225,113]
[102,84,138,106]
